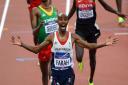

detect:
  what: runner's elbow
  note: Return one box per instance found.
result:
[33,47,40,54]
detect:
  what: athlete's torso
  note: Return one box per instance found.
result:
[51,32,74,70]
[76,0,96,25]
[37,6,58,43]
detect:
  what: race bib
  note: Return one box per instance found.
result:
[54,52,72,68]
[45,23,58,33]
[79,10,94,19]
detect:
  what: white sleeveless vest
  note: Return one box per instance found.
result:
[51,32,74,70]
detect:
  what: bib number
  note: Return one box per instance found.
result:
[79,10,94,19]
[54,52,72,68]
[45,23,58,33]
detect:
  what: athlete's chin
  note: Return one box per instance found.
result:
[61,30,66,33]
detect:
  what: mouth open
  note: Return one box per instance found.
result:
[61,26,66,30]
[60,25,66,27]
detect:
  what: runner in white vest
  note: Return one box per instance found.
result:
[51,31,73,70]
[11,13,118,85]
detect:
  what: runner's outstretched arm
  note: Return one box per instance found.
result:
[11,34,53,54]
[72,33,118,49]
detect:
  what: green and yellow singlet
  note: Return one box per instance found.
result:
[37,6,58,44]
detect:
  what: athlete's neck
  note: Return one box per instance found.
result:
[41,2,51,9]
[59,29,66,37]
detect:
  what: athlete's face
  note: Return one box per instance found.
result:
[58,14,68,31]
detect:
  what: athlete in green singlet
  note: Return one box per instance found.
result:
[30,0,58,85]
[37,5,58,43]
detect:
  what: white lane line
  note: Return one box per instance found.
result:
[16,57,38,62]
[66,0,70,16]
[66,0,71,31]
[114,32,128,35]
[0,0,10,39]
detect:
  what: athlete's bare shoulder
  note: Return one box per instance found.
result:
[32,7,40,14]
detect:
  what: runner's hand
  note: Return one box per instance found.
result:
[11,36,22,46]
[105,36,118,46]
[33,21,44,33]
[40,21,44,26]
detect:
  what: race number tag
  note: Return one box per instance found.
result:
[45,23,58,33]
[54,52,71,68]
[79,10,94,19]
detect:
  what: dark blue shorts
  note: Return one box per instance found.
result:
[51,68,75,85]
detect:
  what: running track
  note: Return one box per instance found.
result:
[0,0,128,85]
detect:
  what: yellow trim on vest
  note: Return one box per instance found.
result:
[39,6,53,16]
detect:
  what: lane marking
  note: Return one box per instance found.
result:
[66,0,71,31]
[101,28,128,31]
[0,0,10,39]
[66,0,70,16]
[16,57,38,62]
[114,32,128,35]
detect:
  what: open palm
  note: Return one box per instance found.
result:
[11,36,22,46]
[105,36,118,45]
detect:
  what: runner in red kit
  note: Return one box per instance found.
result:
[27,0,41,11]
